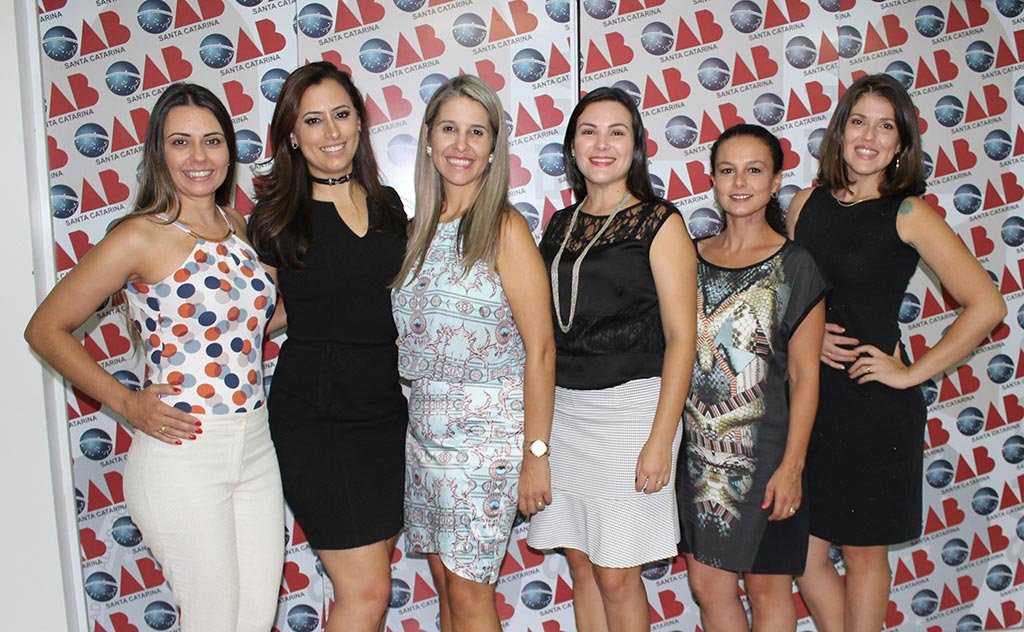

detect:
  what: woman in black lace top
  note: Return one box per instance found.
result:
[526,87,697,632]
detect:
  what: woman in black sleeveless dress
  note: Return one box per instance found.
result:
[787,74,1005,632]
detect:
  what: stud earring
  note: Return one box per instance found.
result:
[291,142,298,150]
[426,146,432,156]
[894,157,900,171]
[488,154,493,164]
[771,190,779,199]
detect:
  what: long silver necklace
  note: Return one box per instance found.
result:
[550,192,632,333]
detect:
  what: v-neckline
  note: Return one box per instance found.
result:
[317,199,370,239]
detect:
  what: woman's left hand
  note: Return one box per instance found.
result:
[763,464,802,521]
[518,455,552,516]
[635,440,672,495]
[848,343,916,389]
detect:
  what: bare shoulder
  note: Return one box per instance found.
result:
[104,214,167,253]
[221,205,251,239]
[895,195,948,245]
[500,208,533,243]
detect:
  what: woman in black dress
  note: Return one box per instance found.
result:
[249,62,408,632]
[787,74,1005,632]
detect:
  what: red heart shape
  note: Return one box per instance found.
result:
[383,85,412,121]
[984,84,1008,118]
[109,613,139,632]
[509,153,532,188]
[881,14,907,47]
[48,135,68,170]
[780,138,800,171]
[69,73,99,110]
[957,575,979,603]
[80,527,107,560]
[942,497,965,528]
[357,0,385,24]
[1005,393,1024,423]
[137,556,165,588]
[99,169,130,205]
[536,95,564,130]
[973,446,995,476]
[281,561,310,594]
[751,45,778,80]
[645,128,658,158]
[912,549,935,578]
[161,46,193,82]
[198,0,224,19]
[400,620,427,632]
[542,621,566,632]
[98,11,131,47]
[508,0,538,35]
[686,160,711,194]
[606,33,634,67]
[100,322,131,358]
[934,50,959,83]
[921,194,945,219]
[69,229,97,262]
[1004,600,1024,627]
[474,59,506,92]
[657,589,685,619]
[966,0,990,27]
[694,9,723,44]
[662,67,690,102]
[785,0,810,21]
[319,51,353,76]
[957,364,981,396]
[223,80,254,117]
[263,339,280,362]
[414,24,445,60]
[494,591,515,621]
[988,525,1010,552]
[255,19,286,55]
[884,600,904,628]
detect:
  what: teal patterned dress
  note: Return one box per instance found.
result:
[391,218,526,583]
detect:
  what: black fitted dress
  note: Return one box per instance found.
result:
[263,189,408,550]
[794,187,927,545]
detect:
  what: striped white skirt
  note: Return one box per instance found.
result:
[527,377,682,568]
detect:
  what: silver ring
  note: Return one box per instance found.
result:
[789,507,796,514]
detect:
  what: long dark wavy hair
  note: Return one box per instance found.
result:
[816,73,926,197]
[248,61,404,269]
[709,124,787,236]
[562,86,657,204]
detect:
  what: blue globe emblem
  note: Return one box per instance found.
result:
[546,0,571,23]
[935,95,964,127]
[957,406,984,436]
[260,68,290,102]
[1001,215,1024,247]
[925,459,954,488]
[697,58,731,91]
[236,129,263,164]
[983,129,1013,162]
[665,114,699,149]
[315,556,325,576]
[837,26,863,58]
[503,110,514,138]
[730,1,763,33]
[923,151,934,179]
[1017,514,1024,541]
[112,369,140,390]
[199,34,235,69]
[419,73,448,103]
[143,600,177,630]
[286,604,319,632]
[687,207,721,239]
[85,571,118,602]
[986,564,1013,591]
[818,0,842,10]
[911,588,939,616]
[521,580,553,610]
[583,0,617,19]
[514,202,541,231]
[987,353,1014,384]
[74,123,110,158]
[80,428,113,461]
[785,36,817,69]
[51,185,79,219]
[915,5,945,38]
[752,93,785,126]
[957,614,984,632]
[778,184,800,212]
[898,293,921,323]
[1003,435,1024,464]
[998,0,1024,17]
[1019,303,1024,330]
[807,128,827,159]
[965,41,995,73]
[640,22,674,56]
[971,486,999,515]
[827,544,843,564]
[42,26,78,62]
[394,0,426,11]
[236,0,263,6]
[941,538,969,566]
[538,142,564,176]
[138,0,174,34]
[389,578,411,608]
[921,379,938,406]
[885,61,915,89]
[297,4,333,38]
[512,48,547,82]
[612,80,642,107]
[111,516,143,547]
[953,183,982,215]
[105,61,142,97]
[386,133,417,167]
[75,487,86,515]
[359,38,395,73]
[649,174,666,199]
[452,13,487,48]
[1016,76,1024,106]
[641,560,670,580]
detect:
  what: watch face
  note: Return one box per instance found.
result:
[530,440,548,457]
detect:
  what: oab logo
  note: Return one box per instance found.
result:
[1018,514,1024,541]
[687,208,721,239]
[641,560,670,580]
[777,184,800,212]
[910,588,939,616]
[74,123,110,158]
[515,202,541,231]
[956,406,984,436]
[385,133,417,168]
[538,142,564,176]
[934,95,965,127]
[914,5,945,38]
[1000,216,1024,247]
[784,36,816,69]
[199,34,235,69]
[452,13,487,48]
[359,38,395,73]
[971,486,999,515]
[998,0,1024,17]
[144,600,177,630]
[520,579,553,610]
[983,130,1013,162]
[512,48,547,83]
[987,353,1014,384]
[583,0,617,20]
[111,516,143,547]
[649,174,665,200]
[898,293,921,323]
[941,537,969,566]
[80,428,113,461]
[664,114,698,149]
[986,564,1014,591]
[75,488,86,515]
[260,68,290,102]
[286,604,319,632]
[885,61,915,90]
[42,26,78,61]
[394,0,427,12]
[730,1,763,34]
[953,184,982,215]
[1016,76,1024,106]
[1002,435,1024,464]
[419,73,448,103]
[84,571,118,602]
[389,578,411,608]
[925,459,954,488]
[957,614,984,632]
[105,61,142,97]
[296,4,333,38]
[138,0,174,35]
[546,0,571,23]
[697,58,731,91]
[612,80,641,107]
[752,93,785,127]
[640,22,674,56]
[236,130,263,164]
[51,184,79,219]
[964,41,995,73]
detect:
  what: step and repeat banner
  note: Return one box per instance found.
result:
[34,0,1023,630]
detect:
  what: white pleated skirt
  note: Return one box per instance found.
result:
[527,377,682,568]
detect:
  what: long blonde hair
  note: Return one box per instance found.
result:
[393,75,511,286]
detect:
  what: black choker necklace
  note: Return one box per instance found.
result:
[309,173,352,186]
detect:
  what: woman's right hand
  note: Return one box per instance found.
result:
[121,385,202,445]
[820,323,859,369]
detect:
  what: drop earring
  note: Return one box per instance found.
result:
[894,157,900,171]
[426,146,432,156]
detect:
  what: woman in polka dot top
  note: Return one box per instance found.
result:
[25,83,285,631]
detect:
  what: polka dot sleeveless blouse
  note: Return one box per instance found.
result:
[124,212,276,414]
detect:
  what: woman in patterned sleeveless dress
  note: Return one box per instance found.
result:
[526,87,696,632]
[391,75,555,632]
[788,74,1006,632]
[25,83,284,631]
[678,124,825,632]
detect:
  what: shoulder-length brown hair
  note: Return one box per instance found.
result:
[816,73,925,197]
[248,61,403,269]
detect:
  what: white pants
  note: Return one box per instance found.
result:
[124,406,284,632]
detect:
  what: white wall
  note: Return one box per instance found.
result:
[1,3,77,629]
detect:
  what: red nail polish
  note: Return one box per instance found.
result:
[195,428,203,434]
[189,435,196,440]
[175,440,182,445]
[194,421,202,427]
[173,387,182,394]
